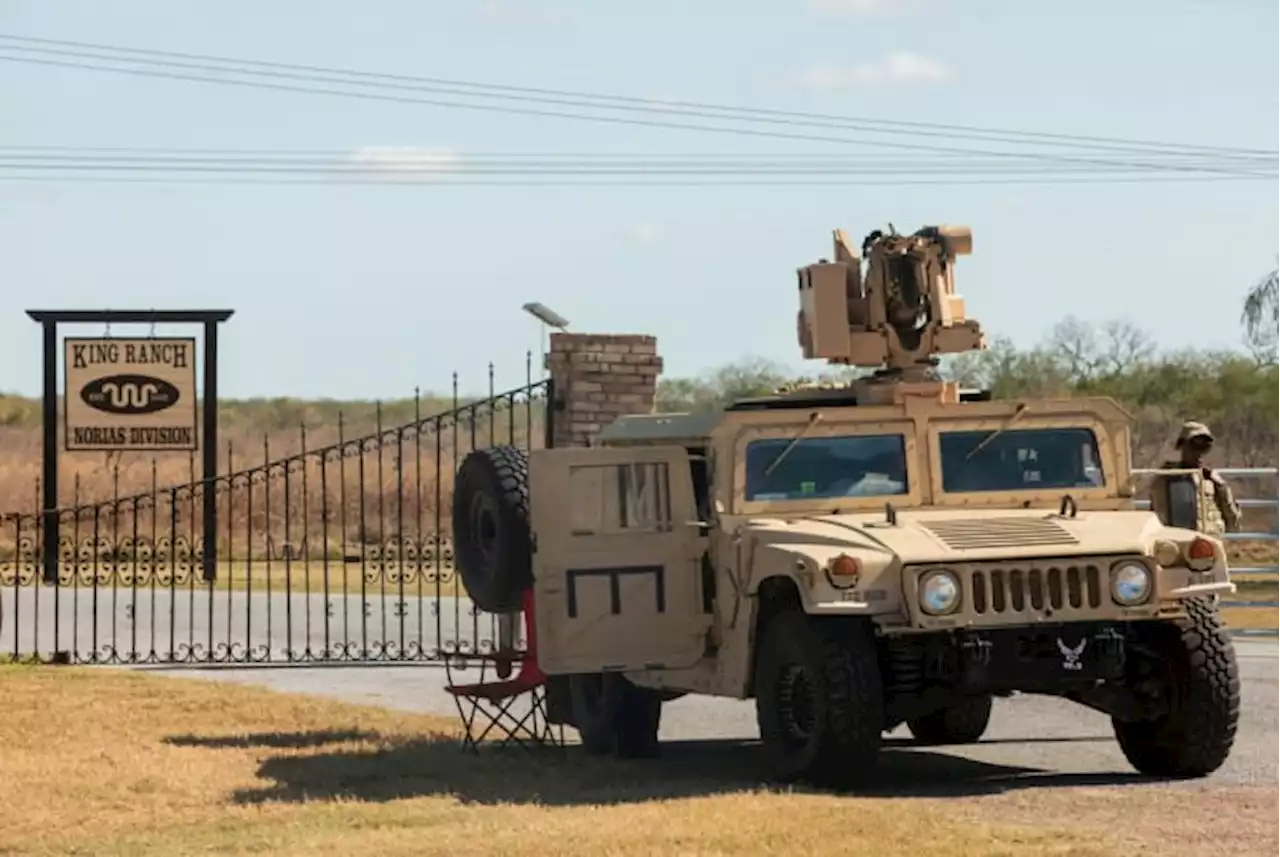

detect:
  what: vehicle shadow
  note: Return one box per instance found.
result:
[209,729,1154,807]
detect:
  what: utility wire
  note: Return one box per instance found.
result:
[0,46,1272,178]
[0,31,1272,160]
[1,173,1264,187]
[3,146,1271,181]
[2,162,1266,177]
[0,148,1259,167]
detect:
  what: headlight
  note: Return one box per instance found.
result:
[1152,539,1182,568]
[919,569,961,615]
[1111,561,1152,606]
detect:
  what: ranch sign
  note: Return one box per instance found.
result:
[63,336,199,452]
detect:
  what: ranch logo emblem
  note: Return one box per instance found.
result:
[63,337,199,452]
[80,374,181,415]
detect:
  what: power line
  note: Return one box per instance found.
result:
[0,45,1272,178]
[1,151,1265,175]
[3,143,1271,182]
[2,164,1266,178]
[0,147,1259,167]
[1,31,1271,160]
[1,173,1266,187]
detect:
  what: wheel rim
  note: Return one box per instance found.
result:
[468,494,499,565]
[777,664,818,745]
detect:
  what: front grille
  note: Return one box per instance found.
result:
[969,563,1103,615]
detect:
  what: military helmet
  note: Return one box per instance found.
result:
[1175,420,1214,447]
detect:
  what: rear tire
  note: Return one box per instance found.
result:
[1112,597,1240,778]
[569,673,663,759]
[450,445,532,614]
[753,609,884,787]
[907,695,993,745]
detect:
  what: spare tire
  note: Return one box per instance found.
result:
[451,445,533,614]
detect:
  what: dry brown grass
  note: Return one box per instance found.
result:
[0,402,545,571]
[0,665,1153,857]
[1222,606,1279,630]
[0,395,544,516]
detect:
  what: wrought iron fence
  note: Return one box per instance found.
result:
[1131,470,1280,636]
[1,360,551,665]
[3,409,1274,663]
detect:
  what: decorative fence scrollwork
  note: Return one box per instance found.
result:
[1,357,549,665]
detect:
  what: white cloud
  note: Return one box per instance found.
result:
[629,223,662,245]
[476,0,558,24]
[808,0,900,17]
[792,52,952,89]
[347,146,465,175]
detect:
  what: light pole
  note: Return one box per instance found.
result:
[522,301,570,377]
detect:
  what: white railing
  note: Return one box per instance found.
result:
[1136,465,1274,642]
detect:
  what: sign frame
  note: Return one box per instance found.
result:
[25,309,234,585]
[62,335,200,453]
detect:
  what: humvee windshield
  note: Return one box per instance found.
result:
[745,434,909,500]
[939,426,1104,493]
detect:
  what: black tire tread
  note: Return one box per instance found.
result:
[450,445,532,614]
[907,695,993,745]
[570,673,663,758]
[1114,597,1240,777]
[755,610,884,787]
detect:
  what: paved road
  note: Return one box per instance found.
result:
[0,588,498,661]
[140,642,1280,787]
[4,588,1275,787]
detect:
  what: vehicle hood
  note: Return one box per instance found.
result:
[736,507,1166,563]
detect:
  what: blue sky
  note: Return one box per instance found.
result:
[2,0,1276,400]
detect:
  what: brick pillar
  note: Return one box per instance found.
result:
[545,333,663,448]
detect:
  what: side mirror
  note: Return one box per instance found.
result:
[1163,474,1200,530]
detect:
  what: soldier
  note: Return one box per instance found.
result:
[1148,421,1242,536]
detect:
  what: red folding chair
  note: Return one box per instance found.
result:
[444,588,564,754]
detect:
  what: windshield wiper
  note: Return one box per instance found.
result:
[963,402,1029,462]
[763,411,824,478]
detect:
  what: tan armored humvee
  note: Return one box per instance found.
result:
[452,224,1240,787]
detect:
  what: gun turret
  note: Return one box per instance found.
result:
[797,224,987,383]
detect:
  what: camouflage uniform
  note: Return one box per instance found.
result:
[1148,421,1242,537]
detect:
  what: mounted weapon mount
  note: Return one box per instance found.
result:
[796,223,987,405]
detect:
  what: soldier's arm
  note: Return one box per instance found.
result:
[1209,471,1243,533]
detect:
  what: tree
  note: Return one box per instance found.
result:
[1242,267,1278,363]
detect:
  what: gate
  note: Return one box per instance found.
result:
[0,358,551,665]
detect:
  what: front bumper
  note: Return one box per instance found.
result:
[889,621,1133,697]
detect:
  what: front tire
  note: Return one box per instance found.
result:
[907,695,993,745]
[753,609,884,787]
[1112,598,1240,778]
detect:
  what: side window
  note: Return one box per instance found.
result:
[568,461,673,535]
[617,462,673,531]
[687,446,711,519]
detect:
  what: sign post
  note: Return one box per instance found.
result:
[25,310,234,585]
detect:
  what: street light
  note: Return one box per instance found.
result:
[522,302,569,377]
[522,302,569,330]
